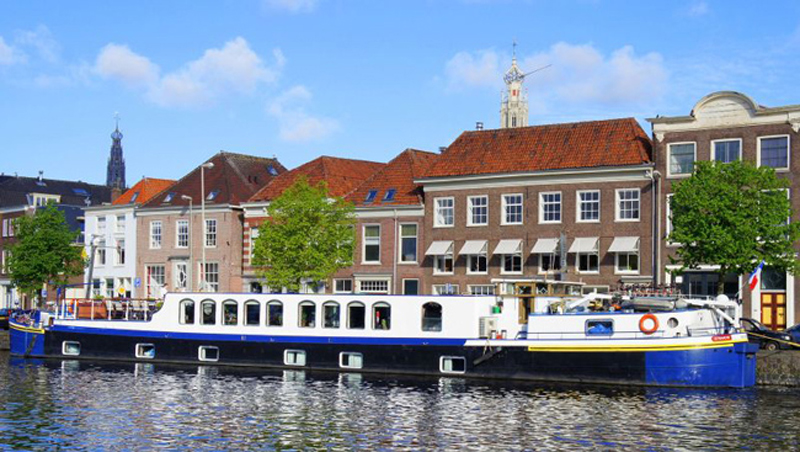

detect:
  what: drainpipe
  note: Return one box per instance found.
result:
[650,168,662,286]
[393,209,398,294]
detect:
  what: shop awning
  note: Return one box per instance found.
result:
[568,237,599,253]
[608,236,639,253]
[425,240,454,256]
[531,238,559,254]
[493,239,522,255]
[459,240,488,255]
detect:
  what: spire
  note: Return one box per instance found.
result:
[500,42,528,129]
[106,113,126,189]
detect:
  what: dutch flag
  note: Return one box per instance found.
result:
[748,260,765,291]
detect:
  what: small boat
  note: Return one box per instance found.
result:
[9,290,758,388]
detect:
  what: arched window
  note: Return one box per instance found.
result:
[201,299,216,325]
[179,299,195,325]
[267,300,283,327]
[244,300,260,326]
[323,301,340,328]
[299,301,316,328]
[222,300,238,326]
[347,302,365,329]
[373,302,391,330]
[422,302,442,332]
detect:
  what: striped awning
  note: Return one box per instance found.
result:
[493,239,522,255]
[425,240,454,256]
[531,238,559,254]
[459,240,488,255]
[608,236,639,253]
[568,237,599,253]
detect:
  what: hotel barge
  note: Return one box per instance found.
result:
[10,291,757,388]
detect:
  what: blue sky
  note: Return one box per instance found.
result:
[1,1,799,185]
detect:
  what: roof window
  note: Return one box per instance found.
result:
[207,189,220,201]
[163,192,176,203]
[72,188,90,196]
[365,190,378,203]
[267,165,279,176]
[382,189,396,202]
[130,192,139,202]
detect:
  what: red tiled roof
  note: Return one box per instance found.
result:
[142,151,286,208]
[113,178,175,205]
[422,118,652,179]
[348,149,439,207]
[249,156,385,202]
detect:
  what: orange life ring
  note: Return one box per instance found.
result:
[639,314,659,335]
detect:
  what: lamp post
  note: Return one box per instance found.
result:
[180,195,193,292]
[200,162,214,292]
[85,233,102,300]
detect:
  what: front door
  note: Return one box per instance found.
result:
[761,293,786,330]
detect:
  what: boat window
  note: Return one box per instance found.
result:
[198,346,219,362]
[373,302,391,330]
[135,343,156,359]
[422,302,443,332]
[179,299,195,324]
[62,341,81,356]
[244,300,260,326]
[222,300,238,326]
[285,349,306,366]
[201,299,216,325]
[440,356,466,374]
[267,301,283,327]
[323,301,340,328]
[299,301,316,328]
[347,302,365,329]
[586,319,614,336]
[340,352,363,369]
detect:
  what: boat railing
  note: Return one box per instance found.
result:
[523,325,733,340]
[57,298,160,322]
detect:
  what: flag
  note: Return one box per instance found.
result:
[748,261,765,290]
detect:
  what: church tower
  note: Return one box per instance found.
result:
[106,117,126,190]
[500,47,529,129]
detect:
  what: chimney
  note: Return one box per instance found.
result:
[438,146,447,153]
[111,186,123,203]
[38,170,44,182]
[476,122,484,130]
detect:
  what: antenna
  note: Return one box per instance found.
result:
[114,111,120,129]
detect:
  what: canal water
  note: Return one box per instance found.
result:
[1,353,799,451]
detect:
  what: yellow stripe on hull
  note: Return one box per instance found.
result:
[527,339,746,353]
[10,323,45,335]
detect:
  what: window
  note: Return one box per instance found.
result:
[135,343,156,359]
[62,341,81,356]
[668,142,695,176]
[502,194,523,225]
[363,225,381,263]
[403,279,419,295]
[422,302,443,332]
[759,136,790,170]
[365,189,378,203]
[577,191,600,222]
[616,189,640,221]
[244,300,260,326]
[2,219,8,237]
[176,220,189,248]
[116,239,125,265]
[467,254,487,274]
[399,224,418,262]
[503,254,522,274]
[116,215,125,233]
[174,262,188,291]
[357,279,389,294]
[432,284,459,295]
[323,302,340,328]
[373,303,391,330]
[468,285,495,295]
[198,346,219,362]
[713,139,741,163]
[299,301,316,328]
[145,265,165,298]
[616,252,639,273]
[334,279,353,293]
[96,240,106,266]
[149,221,162,249]
[222,300,237,325]
[201,299,216,325]
[163,192,175,203]
[179,299,195,324]
[284,350,306,366]
[586,320,614,336]
[539,192,561,223]
[347,302,365,329]
[105,278,114,298]
[267,301,283,326]
[202,262,219,292]
[578,253,599,273]
[249,227,259,264]
[205,219,217,247]
[434,253,454,275]
[467,196,488,226]
[206,189,220,201]
[540,254,562,273]
[434,197,454,227]
[340,352,363,369]
[97,217,106,234]
[440,356,466,374]
[383,189,396,202]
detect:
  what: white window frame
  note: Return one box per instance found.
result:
[339,352,363,369]
[115,239,125,265]
[538,253,562,274]
[333,279,353,293]
[284,349,307,367]
[433,253,454,275]
[362,224,381,264]
[398,223,418,263]
[204,218,217,248]
[502,193,524,225]
[667,141,696,178]
[501,253,523,275]
[115,215,126,233]
[62,341,81,356]
[467,195,488,226]
[439,356,467,374]
[96,240,106,266]
[434,197,455,228]
[145,264,165,298]
[198,346,219,362]
[432,284,459,295]
[135,343,156,359]
[615,188,641,222]
[249,227,259,264]
[576,190,600,223]
[466,253,488,275]
[539,192,562,224]
[711,138,742,163]
[402,278,420,295]
[468,285,495,295]
[615,251,640,275]
[149,220,162,249]
[356,279,390,294]
[757,134,790,171]
[176,219,189,248]
[174,261,189,291]
[97,217,106,234]
[202,261,219,292]
[576,252,600,274]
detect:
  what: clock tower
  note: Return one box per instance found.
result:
[106,116,127,190]
[500,49,529,129]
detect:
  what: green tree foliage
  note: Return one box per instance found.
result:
[252,177,356,293]
[7,204,85,302]
[668,160,800,293]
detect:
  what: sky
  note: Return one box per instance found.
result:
[1,1,800,186]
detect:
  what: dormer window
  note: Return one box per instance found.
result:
[365,190,378,203]
[72,188,89,196]
[207,190,220,201]
[382,189,396,202]
[163,192,176,203]
[267,165,279,176]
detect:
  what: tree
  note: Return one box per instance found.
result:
[252,177,356,293]
[7,203,85,304]
[668,160,800,294]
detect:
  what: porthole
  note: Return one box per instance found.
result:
[668,318,679,329]
[339,352,363,369]
[62,341,81,356]
[440,356,466,374]
[198,346,219,362]
[284,349,307,366]
[135,343,156,359]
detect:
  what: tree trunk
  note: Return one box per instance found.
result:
[717,270,726,296]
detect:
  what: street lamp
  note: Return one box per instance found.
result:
[85,233,102,300]
[180,195,193,292]
[200,161,214,292]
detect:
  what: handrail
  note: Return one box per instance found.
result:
[58,298,159,321]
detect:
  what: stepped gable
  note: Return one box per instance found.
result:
[0,174,111,207]
[142,151,286,208]
[113,177,175,205]
[249,156,385,202]
[348,148,439,207]
[422,118,652,179]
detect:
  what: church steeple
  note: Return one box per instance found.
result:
[106,113,126,190]
[500,42,529,129]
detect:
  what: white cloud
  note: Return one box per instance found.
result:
[688,1,709,17]
[268,85,339,142]
[15,25,60,63]
[263,0,318,13]
[0,36,25,65]
[94,43,160,87]
[444,50,502,91]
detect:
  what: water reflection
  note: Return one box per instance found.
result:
[0,355,798,450]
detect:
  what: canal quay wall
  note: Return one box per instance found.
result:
[0,330,8,351]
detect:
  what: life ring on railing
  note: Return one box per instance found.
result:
[639,314,659,335]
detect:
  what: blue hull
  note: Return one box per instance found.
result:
[645,341,758,388]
